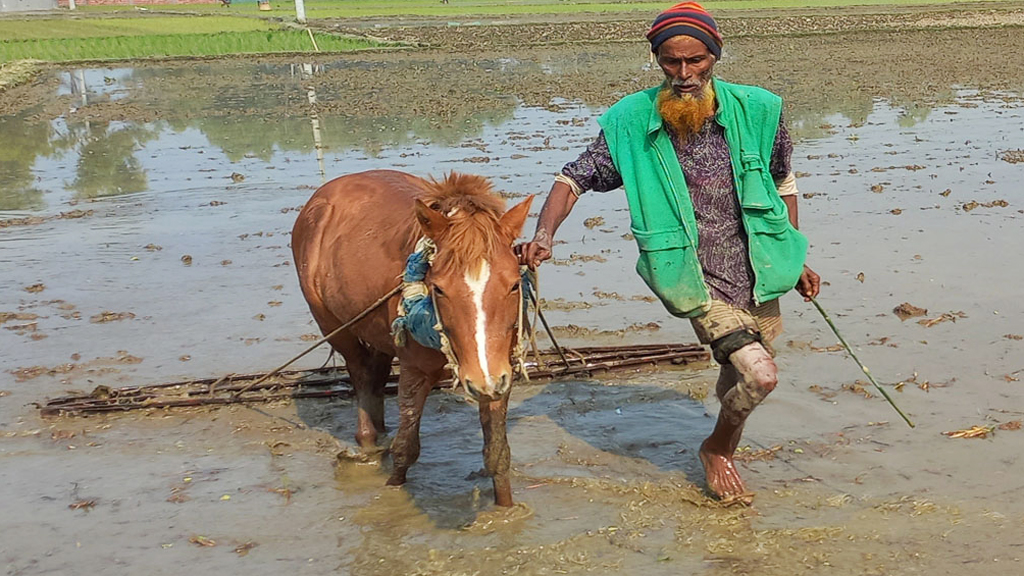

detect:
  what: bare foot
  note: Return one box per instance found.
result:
[699,439,747,499]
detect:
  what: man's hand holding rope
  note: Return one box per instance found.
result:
[514,228,553,270]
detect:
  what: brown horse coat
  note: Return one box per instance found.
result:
[292,169,532,506]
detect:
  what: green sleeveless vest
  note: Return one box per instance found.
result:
[598,78,808,318]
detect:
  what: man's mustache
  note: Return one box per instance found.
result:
[671,80,699,89]
[670,79,705,94]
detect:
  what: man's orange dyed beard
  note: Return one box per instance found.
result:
[656,81,716,139]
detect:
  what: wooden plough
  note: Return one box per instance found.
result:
[39,343,709,417]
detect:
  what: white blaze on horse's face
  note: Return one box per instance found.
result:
[445,254,520,399]
[464,259,494,390]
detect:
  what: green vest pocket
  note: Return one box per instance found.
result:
[739,153,775,210]
[744,215,809,301]
[631,227,709,318]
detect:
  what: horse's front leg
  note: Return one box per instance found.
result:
[479,393,513,507]
[386,365,436,486]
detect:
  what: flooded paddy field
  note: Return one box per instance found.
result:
[3,20,1024,576]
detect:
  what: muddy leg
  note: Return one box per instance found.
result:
[386,367,435,486]
[479,393,513,507]
[699,342,778,499]
[359,350,393,438]
[325,331,390,451]
[349,363,385,449]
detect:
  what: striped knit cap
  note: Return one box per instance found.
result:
[646,2,723,59]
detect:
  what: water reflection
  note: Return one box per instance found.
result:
[68,121,156,200]
[1,45,1021,212]
[0,114,53,211]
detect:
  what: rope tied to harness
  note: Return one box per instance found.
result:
[392,237,442,349]
[390,237,463,390]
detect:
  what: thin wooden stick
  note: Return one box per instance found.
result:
[810,297,915,428]
[206,372,234,396]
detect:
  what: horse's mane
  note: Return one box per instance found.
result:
[421,172,508,276]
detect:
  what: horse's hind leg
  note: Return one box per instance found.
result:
[356,348,393,448]
[327,332,392,450]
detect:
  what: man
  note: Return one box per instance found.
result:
[516,1,821,500]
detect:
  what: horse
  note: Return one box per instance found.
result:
[291,169,533,507]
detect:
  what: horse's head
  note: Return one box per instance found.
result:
[414,174,533,399]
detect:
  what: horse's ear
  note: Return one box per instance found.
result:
[499,195,534,241]
[414,199,448,239]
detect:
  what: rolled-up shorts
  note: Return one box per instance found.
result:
[689,299,782,361]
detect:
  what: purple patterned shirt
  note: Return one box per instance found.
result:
[562,114,793,309]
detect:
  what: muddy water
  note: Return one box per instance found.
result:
[3,30,1024,576]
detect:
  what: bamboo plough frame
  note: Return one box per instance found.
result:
[38,343,710,417]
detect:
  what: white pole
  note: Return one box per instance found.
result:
[294,0,306,24]
[68,0,77,11]
[73,69,87,107]
[300,63,325,183]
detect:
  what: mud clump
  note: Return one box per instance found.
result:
[59,209,92,220]
[961,199,1009,211]
[893,302,927,320]
[10,350,142,382]
[11,363,76,382]
[551,322,660,338]
[0,216,47,229]
[0,312,39,325]
[0,210,94,230]
[538,298,592,311]
[999,149,1024,164]
[89,311,136,324]
[917,311,967,328]
[592,290,624,301]
[550,253,607,265]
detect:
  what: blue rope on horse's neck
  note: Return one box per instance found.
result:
[391,241,533,351]
[391,239,442,350]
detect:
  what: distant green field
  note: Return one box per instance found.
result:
[0,16,272,41]
[0,0,1016,65]
[73,0,1018,18]
[0,31,381,62]
[299,0,1016,17]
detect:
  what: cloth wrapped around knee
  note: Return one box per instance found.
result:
[710,327,762,365]
[720,341,778,421]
